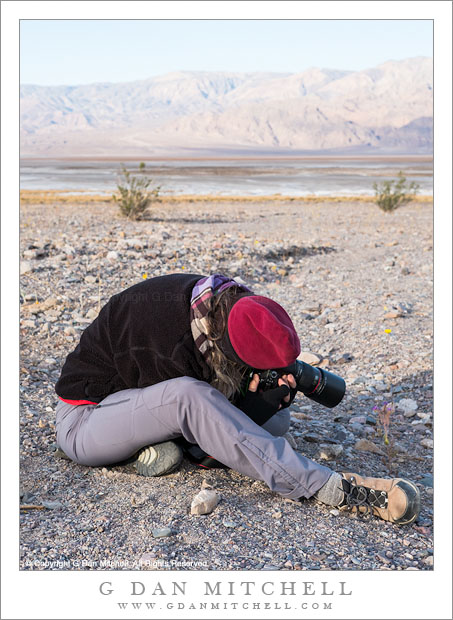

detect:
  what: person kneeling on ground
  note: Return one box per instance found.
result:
[54,273,420,526]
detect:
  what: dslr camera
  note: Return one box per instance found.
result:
[255,359,345,408]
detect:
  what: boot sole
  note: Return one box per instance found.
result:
[393,479,421,525]
[134,441,183,477]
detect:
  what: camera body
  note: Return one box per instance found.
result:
[255,359,345,408]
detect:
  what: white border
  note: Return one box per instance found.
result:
[2,3,452,619]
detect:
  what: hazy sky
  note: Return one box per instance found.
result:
[20,19,433,85]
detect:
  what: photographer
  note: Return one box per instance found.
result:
[55,273,420,525]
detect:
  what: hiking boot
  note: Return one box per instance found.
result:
[134,441,183,477]
[175,438,229,469]
[182,443,229,469]
[338,472,421,525]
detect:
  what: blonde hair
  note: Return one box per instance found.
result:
[204,286,249,399]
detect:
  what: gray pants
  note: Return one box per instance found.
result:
[55,377,331,500]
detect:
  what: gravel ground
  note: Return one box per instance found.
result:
[19,197,434,571]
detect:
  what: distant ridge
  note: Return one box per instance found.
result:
[20,57,432,157]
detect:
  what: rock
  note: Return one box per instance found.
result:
[414,527,432,538]
[62,244,76,255]
[412,421,428,432]
[106,251,119,261]
[21,319,36,328]
[298,351,322,366]
[402,539,411,547]
[397,398,418,415]
[335,353,353,364]
[329,509,340,516]
[20,261,33,275]
[124,238,143,248]
[301,304,321,314]
[152,527,173,538]
[394,301,413,315]
[418,474,433,488]
[333,429,348,442]
[354,438,385,455]
[349,416,366,425]
[41,500,64,509]
[420,438,433,449]
[351,376,367,384]
[190,489,220,515]
[24,249,39,259]
[21,491,36,503]
[392,442,407,454]
[222,520,237,528]
[318,444,343,460]
[317,308,333,323]
[30,297,58,314]
[271,511,282,519]
[423,555,434,567]
[84,275,96,284]
[283,432,297,449]
[351,423,365,435]
[54,448,71,460]
[302,433,321,443]
[85,308,98,320]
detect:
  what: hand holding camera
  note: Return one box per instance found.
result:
[256,360,346,409]
[237,372,297,426]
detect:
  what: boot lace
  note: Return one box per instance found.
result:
[341,477,388,519]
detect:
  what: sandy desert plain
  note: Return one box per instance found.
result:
[19,189,434,571]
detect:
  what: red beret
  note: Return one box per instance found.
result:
[226,295,300,369]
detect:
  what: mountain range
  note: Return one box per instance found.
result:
[20,57,433,157]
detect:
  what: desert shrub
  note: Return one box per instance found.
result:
[112,163,160,220]
[373,171,420,213]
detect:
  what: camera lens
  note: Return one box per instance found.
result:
[255,361,345,409]
[291,360,345,408]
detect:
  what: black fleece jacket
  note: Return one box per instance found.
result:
[55,273,212,403]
